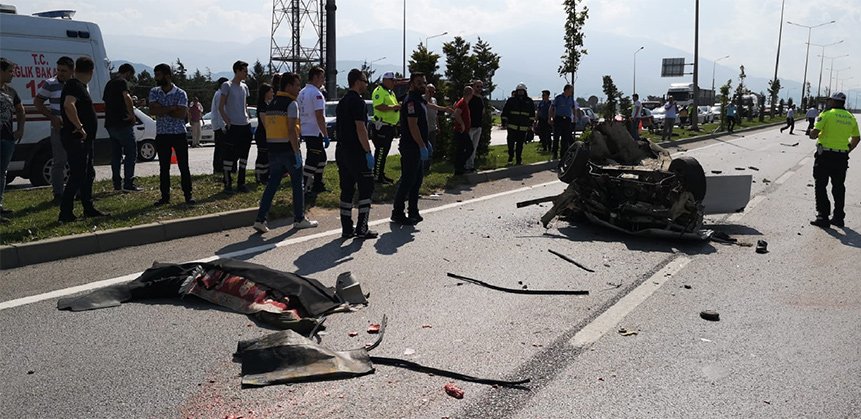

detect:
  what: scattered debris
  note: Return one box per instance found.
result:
[683,284,692,289]
[606,281,622,289]
[700,338,713,342]
[764,400,772,405]
[618,328,639,336]
[734,167,746,171]
[780,142,799,147]
[748,166,760,171]
[444,383,465,399]
[762,178,772,184]
[447,273,589,295]
[548,249,595,272]
[403,348,416,356]
[348,331,358,337]
[711,170,723,174]
[710,231,738,244]
[421,324,432,329]
[27,370,34,375]
[700,310,721,322]
[756,240,769,254]
[367,323,381,334]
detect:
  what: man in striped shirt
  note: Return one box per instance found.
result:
[34,56,74,202]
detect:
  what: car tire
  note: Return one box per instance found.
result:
[669,156,707,201]
[138,139,157,162]
[558,141,590,184]
[29,150,52,187]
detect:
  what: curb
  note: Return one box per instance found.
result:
[0,121,788,270]
[656,118,797,148]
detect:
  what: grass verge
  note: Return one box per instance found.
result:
[1,141,554,245]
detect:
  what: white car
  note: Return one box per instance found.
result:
[186,107,258,144]
[698,106,714,124]
[710,105,722,120]
[133,108,157,162]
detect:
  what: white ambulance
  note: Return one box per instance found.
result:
[1,6,114,186]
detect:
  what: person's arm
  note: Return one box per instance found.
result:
[148,90,168,116]
[849,136,860,152]
[218,87,230,127]
[287,116,300,154]
[407,115,424,148]
[357,121,371,152]
[123,88,135,123]
[315,109,328,137]
[549,101,556,121]
[63,95,85,141]
[13,97,25,140]
[33,95,62,129]
[453,107,464,129]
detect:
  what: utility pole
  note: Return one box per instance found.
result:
[771,0,784,117]
[787,20,836,107]
[691,0,700,131]
[633,46,644,96]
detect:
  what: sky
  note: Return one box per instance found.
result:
[15,0,861,102]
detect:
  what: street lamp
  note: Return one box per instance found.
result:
[632,46,644,95]
[811,40,844,98]
[786,19,836,106]
[711,55,730,91]
[368,56,385,76]
[820,54,848,96]
[827,66,851,95]
[402,0,406,76]
[425,31,448,50]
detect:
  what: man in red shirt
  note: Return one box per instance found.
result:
[453,86,474,175]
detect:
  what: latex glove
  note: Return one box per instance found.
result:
[294,153,303,169]
[426,142,433,157]
[365,152,375,170]
[420,146,429,162]
[323,136,330,148]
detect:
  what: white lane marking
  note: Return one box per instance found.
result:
[726,195,765,223]
[775,170,795,185]
[0,180,562,311]
[799,156,813,167]
[570,256,691,349]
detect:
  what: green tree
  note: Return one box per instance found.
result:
[471,37,500,159]
[442,36,474,103]
[173,58,187,83]
[559,0,589,83]
[408,43,441,87]
[734,65,747,124]
[247,60,267,104]
[601,75,620,122]
[719,79,732,131]
[768,78,781,119]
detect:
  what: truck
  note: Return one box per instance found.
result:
[666,83,715,108]
[0,5,112,186]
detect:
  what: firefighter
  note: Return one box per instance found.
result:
[501,82,536,165]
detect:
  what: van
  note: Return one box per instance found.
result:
[0,6,111,186]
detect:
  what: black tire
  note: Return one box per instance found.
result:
[558,141,590,183]
[669,156,707,201]
[29,150,51,187]
[138,139,157,162]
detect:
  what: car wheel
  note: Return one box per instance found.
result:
[138,139,157,162]
[669,156,707,201]
[29,150,52,187]
[558,141,590,184]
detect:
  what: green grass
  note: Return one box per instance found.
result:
[638,116,787,142]
[0,142,554,245]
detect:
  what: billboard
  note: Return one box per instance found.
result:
[661,58,686,77]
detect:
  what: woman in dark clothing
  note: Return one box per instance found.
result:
[254,82,274,183]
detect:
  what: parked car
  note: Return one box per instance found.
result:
[133,108,158,162]
[651,106,678,129]
[698,106,714,124]
[325,100,374,141]
[185,107,258,144]
[709,105,722,121]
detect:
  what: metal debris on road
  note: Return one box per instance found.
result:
[618,328,639,336]
[447,273,589,295]
[748,166,760,171]
[756,240,769,254]
[548,249,595,272]
[700,310,721,321]
[780,142,799,147]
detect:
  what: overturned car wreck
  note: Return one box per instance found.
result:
[522,122,713,239]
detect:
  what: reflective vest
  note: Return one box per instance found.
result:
[372,85,399,125]
[264,92,299,147]
[502,96,535,131]
[814,108,859,151]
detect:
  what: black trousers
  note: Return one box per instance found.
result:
[393,147,424,215]
[59,138,95,216]
[813,151,849,220]
[536,118,552,151]
[454,131,474,174]
[781,117,795,133]
[155,133,192,200]
[507,129,528,164]
[806,117,815,135]
[213,128,226,173]
[727,116,736,132]
[303,135,326,193]
[371,124,395,180]
[552,117,573,159]
[337,149,375,234]
[255,130,269,183]
[223,124,252,186]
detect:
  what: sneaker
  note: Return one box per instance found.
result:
[341,230,355,238]
[253,220,269,233]
[354,229,379,239]
[810,217,830,228]
[83,209,109,217]
[185,197,197,206]
[236,184,250,193]
[294,218,319,229]
[408,212,424,223]
[113,183,122,191]
[122,184,143,192]
[58,213,77,223]
[830,218,844,228]
[391,212,417,226]
[154,198,170,207]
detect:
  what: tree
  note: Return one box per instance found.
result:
[802,81,811,110]
[173,58,187,83]
[408,43,441,87]
[767,78,781,120]
[247,60,267,104]
[735,65,747,123]
[601,75,621,122]
[719,79,732,131]
[442,36,474,103]
[559,0,589,83]
[472,37,500,98]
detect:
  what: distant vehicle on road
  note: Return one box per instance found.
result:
[710,105,722,120]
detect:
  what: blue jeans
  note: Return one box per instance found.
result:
[256,150,304,222]
[108,125,136,188]
[0,139,15,209]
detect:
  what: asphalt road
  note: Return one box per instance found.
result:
[1,120,860,418]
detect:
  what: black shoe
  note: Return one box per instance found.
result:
[223,186,234,194]
[383,176,395,184]
[830,218,844,228]
[122,184,143,192]
[376,177,394,185]
[58,213,77,223]
[810,217,830,228]
[354,229,379,239]
[113,183,122,191]
[408,212,423,223]
[154,198,170,207]
[391,212,417,226]
[185,197,197,205]
[236,184,249,193]
[0,208,12,216]
[83,209,109,217]
[341,230,355,238]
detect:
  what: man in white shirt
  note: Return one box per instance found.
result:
[218,61,251,193]
[297,66,330,197]
[780,104,795,134]
[33,56,74,201]
[805,106,819,135]
[631,93,643,140]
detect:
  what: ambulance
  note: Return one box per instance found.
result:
[0,5,113,186]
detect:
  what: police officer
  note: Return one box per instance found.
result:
[550,84,575,162]
[391,72,430,225]
[535,90,553,152]
[808,92,860,228]
[336,69,378,239]
[501,83,536,165]
[371,72,401,184]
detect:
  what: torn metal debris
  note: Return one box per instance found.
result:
[547,249,595,272]
[447,273,589,295]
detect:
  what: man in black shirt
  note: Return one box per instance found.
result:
[58,57,108,222]
[466,79,485,172]
[103,63,140,192]
[392,73,430,225]
[336,69,377,239]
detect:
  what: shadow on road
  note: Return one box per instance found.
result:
[826,226,861,249]
[292,236,365,276]
[704,223,764,236]
[374,223,416,255]
[554,222,717,255]
[214,226,301,260]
